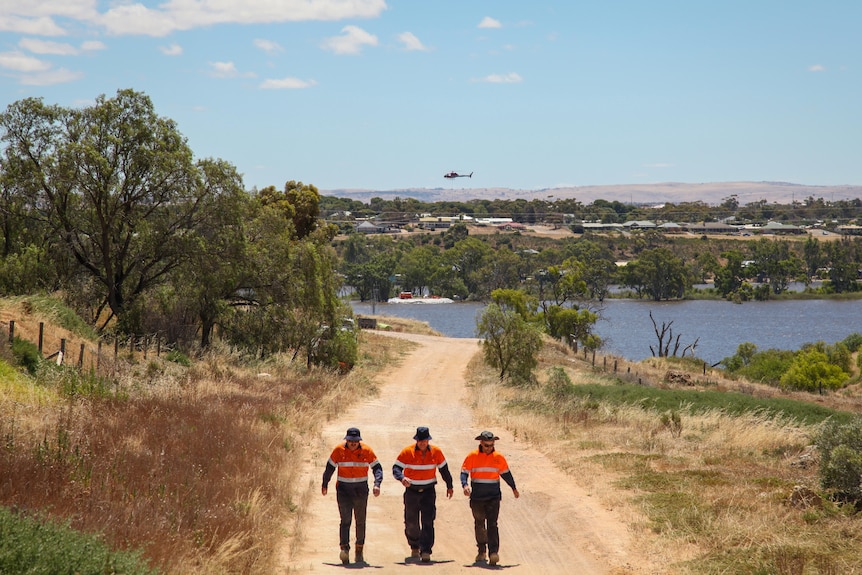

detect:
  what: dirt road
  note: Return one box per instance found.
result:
[283,332,644,574]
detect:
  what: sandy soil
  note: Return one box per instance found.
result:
[282,332,654,574]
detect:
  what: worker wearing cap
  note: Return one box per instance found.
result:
[461,430,519,566]
[322,427,383,565]
[393,426,454,563]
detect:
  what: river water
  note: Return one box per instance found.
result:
[350,298,862,365]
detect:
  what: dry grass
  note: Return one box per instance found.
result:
[466,341,862,574]
[0,308,411,575]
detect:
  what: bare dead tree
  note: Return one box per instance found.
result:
[649,311,699,358]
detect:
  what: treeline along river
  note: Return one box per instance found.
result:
[350,298,862,366]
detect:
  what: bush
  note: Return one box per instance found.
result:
[11,336,41,375]
[814,417,862,501]
[165,349,191,366]
[841,332,862,353]
[545,366,572,399]
[0,507,158,575]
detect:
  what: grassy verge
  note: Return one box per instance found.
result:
[0,305,412,575]
[467,341,862,575]
[0,506,157,575]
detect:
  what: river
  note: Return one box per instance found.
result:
[350,298,862,365]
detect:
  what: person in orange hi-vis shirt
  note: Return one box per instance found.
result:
[392,426,454,563]
[322,427,383,565]
[460,430,519,566]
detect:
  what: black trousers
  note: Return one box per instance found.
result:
[336,486,369,549]
[403,487,437,553]
[470,498,501,553]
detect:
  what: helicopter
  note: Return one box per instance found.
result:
[444,171,473,179]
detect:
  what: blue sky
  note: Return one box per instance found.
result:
[1,1,861,193]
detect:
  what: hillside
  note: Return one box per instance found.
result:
[323,181,862,206]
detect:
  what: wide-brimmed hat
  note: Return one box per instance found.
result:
[413,426,432,441]
[475,430,500,441]
[344,427,362,441]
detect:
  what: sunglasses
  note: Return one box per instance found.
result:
[481,442,495,448]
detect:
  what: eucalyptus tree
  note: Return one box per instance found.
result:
[750,238,802,294]
[0,90,228,333]
[620,247,692,301]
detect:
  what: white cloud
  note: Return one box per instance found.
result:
[254,38,284,54]
[260,77,318,90]
[808,64,825,72]
[321,25,378,55]
[0,1,100,34]
[0,51,52,72]
[20,67,84,86]
[207,61,255,78]
[160,43,183,56]
[478,16,502,29]
[643,163,674,169]
[475,72,522,84]
[397,31,427,52]
[80,40,105,52]
[97,0,387,37]
[18,38,78,55]
[0,15,67,36]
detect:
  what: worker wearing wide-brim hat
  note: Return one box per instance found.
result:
[392,426,455,563]
[461,430,519,566]
[322,427,383,565]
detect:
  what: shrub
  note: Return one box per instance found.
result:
[814,417,862,501]
[11,336,41,375]
[545,366,572,399]
[841,332,862,353]
[0,507,158,575]
[165,349,191,366]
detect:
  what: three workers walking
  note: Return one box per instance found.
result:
[321,426,518,566]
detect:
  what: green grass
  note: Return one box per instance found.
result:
[559,381,855,425]
[17,295,99,340]
[0,506,158,575]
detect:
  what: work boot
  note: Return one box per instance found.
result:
[410,548,421,561]
[475,551,487,563]
[420,552,431,563]
[339,547,350,565]
[489,551,499,566]
[355,544,364,564]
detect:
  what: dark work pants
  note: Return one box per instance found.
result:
[470,498,501,553]
[403,487,437,553]
[336,486,369,549]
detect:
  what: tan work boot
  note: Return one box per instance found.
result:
[410,548,420,561]
[489,552,499,566]
[339,548,350,564]
[355,544,364,563]
[475,551,487,563]
[420,552,431,563]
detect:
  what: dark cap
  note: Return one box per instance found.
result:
[475,430,500,441]
[344,427,362,441]
[413,426,432,441]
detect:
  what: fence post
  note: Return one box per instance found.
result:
[8,320,13,343]
[58,338,66,365]
[143,335,148,359]
[114,338,119,360]
[78,343,85,368]
[97,340,102,370]
[38,322,44,353]
[614,359,618,373]
[157,335,161,357]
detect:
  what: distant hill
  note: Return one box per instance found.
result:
[322,181,862,206]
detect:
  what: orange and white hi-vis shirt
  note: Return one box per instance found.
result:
[392,444,454,490]
[460,449,517,500]
[322,442,383,492]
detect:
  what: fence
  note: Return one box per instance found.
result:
[5,319,167,373]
